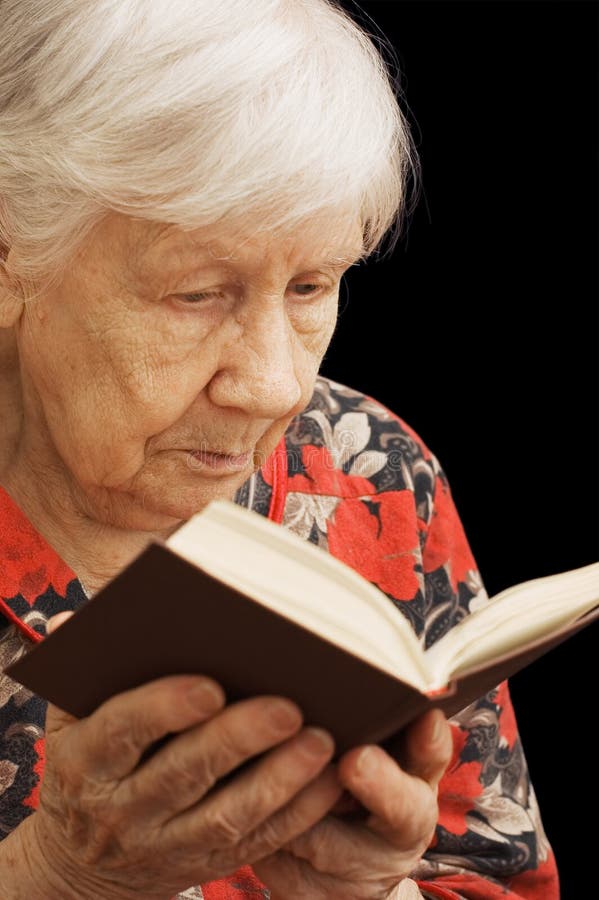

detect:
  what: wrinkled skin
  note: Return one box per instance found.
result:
[0,211,362,591]
[0,212,452,898]
[19,638,451,899]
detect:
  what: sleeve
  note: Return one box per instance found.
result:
[410,458,560,900]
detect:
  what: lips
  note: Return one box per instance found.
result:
[188,448,253,472]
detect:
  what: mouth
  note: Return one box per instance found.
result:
[187,449,253,473]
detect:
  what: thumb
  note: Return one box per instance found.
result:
[402,709,453,791]
[45,700,78,735]
[46,611,74,634]
[44,611,78,733]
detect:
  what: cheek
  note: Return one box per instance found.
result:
[21,324,212,486]
[294,296,339,359]
[286,301,339,412]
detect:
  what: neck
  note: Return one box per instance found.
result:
[1,457,172,596]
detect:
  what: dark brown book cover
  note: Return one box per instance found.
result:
[6,543,599,757]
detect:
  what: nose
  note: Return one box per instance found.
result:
[207,303,303,420]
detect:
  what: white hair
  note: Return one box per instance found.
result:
[0,0,419,287]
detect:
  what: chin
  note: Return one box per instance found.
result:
[96,454,259,531]
[132,478,249,529]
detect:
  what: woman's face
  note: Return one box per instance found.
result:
[11,212,362,530]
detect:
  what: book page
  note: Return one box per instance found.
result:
[424,561,599,688]
[167,500,431,691]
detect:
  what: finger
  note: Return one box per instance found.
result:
[119,695,305,822]
[46,611,74,634]
[245,764,343,859]
[67,675,227,778]
[45,700,79,737]
[163,722,335,844]
[266,813,403,887]
[336,745,438,848]
[345,710,452,793]
[249,770,346,882]
[400,708,453,789]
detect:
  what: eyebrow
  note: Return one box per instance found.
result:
[159,245,365,274]
[318,251,365,268]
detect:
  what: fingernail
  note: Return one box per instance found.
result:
[187,681,224,714]
[355,746,378,777]
[298,727,334,757]
[268,699,302,732]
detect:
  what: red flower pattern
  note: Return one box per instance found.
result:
[0,489,75,605]
[327,491,421,599]
[422,473,478,593]
[287,445,376,498]
[437,754,484,836]
[23,737,45,810]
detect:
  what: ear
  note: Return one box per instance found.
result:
[0,241,24,328]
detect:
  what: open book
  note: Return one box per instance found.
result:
[7,500,599,756]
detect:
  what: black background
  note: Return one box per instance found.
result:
[324,2,598,896]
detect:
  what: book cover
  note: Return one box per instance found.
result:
[6,541,599,757]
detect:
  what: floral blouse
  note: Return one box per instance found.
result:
[0,376,559,899]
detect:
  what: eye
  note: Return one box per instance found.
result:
[291,282,332,299]
[293,283,318,296]
[177,290,225,304]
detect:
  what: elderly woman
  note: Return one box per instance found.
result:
[0,1,557,898]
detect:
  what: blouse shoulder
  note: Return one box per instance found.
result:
[302,375,435,458]
[283,375,486,640]
[285,375,441,527]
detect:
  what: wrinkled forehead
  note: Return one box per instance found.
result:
[135,210,366,274]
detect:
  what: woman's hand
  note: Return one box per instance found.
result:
[18,619,342,900]
[15,610,451,900]
[253,709,453,900]
[29,680,342,899]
